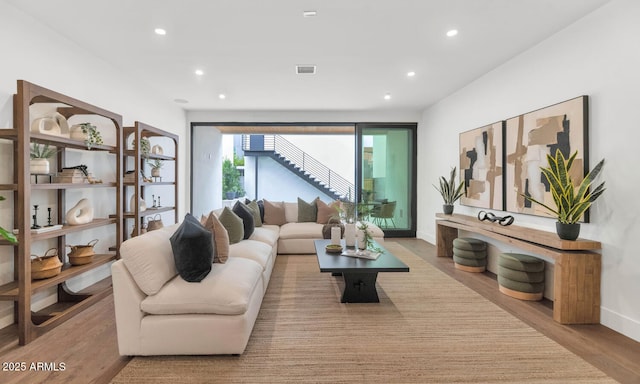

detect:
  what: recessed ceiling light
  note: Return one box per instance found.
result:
[446,29,458,37]
[218,94,226,100]
[154,28,166,35]
[407,71,416,77]
[384,93,391,100]
[174,98,188,104]
[303,10,317,17]
[296,65,317,74]
[195,69,204,76]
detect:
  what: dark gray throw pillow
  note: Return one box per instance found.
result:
[170,213,214,282]
[233,201,255,239]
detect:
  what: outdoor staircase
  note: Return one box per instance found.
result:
[242,134,353,200]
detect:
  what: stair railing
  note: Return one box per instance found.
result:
[242,134,354,199]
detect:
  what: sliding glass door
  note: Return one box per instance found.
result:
[356,123,417,237]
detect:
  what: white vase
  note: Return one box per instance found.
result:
[357,229,367,250]
[330,226,341,245]
[130,195,146,212]
[344,223,356,247]
[30,158,50,174]
[151,145,164,155]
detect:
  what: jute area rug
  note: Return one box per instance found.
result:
[111,243,616,384]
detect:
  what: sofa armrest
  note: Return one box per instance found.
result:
[111,259,147,356]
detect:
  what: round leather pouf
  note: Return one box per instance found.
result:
[453,248,487,260]
[453,237,487,251]
[498,266,545,283]
[498,253,544,273]
[453,255,487,267]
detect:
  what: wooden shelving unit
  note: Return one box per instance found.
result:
[0,80,123,345]
[123,121,178,239]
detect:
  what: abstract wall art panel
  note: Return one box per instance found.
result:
[504,95,589,221]
[459,121,504,210]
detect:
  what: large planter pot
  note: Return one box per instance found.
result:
[556,222,581,241]
[443,204,454,215]
[225,191,236,200]
[30,158,50,174]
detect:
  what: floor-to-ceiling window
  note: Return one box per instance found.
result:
[356,123,417,237]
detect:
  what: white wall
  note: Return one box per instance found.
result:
[417,0,640,341]
[0,2,187,329]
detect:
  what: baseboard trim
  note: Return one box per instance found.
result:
[601,306,640,343]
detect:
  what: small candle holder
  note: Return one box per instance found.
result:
[46,207,53,227]
[31,205,41,229]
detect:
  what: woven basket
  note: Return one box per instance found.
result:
[31,248,63,280]
[67,239,98,265]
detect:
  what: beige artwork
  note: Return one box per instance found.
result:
[505,96,588,221]
[459,122,503,210]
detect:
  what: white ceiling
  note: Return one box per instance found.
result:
[7,0,610,112]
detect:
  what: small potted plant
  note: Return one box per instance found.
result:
[71,123,103,149]
[132,137,151,158]
[30,143,57,174]
[0,195,18,244]
[147,158,164,178]
[434,167,465,214]
[522,149,605,240]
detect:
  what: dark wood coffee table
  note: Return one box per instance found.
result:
[315,239,410,303]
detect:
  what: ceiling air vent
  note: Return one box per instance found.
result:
[296,65,316,75]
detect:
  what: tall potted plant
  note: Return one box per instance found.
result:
[522,149,605,240]
[434,167,465,214]
[222,158,241,199]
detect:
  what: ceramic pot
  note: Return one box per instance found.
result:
[30,158,50,174]
[69,124,87,141]
[556,222,580,241]
[443,204,454,215]
[151,167,161,177]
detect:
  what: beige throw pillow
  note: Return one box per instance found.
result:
[263,199,286,225]
[316,200,341,224]
[200,212,230,263]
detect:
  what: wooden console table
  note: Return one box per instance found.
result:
[435,213,602,324]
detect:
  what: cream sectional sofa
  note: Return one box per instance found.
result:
[111,201,384,356]
[277,201,384,254]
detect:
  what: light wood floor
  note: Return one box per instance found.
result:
[0,238,638,384]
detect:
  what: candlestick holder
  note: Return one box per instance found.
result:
[31,205,41,229]
[46,207,53,227]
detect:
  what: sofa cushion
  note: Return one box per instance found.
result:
[141,257,263,316]
[229,239,272,270]
[120,223,180,296]
[233,201,255,239]
[249,225,280,247]
[297,197,318,222]
[316,200,340,224]
[170,213,213,282]
[201,212,230,263]
[263,199,286,225]
[218,206,244,244]
[279,222,324,239]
